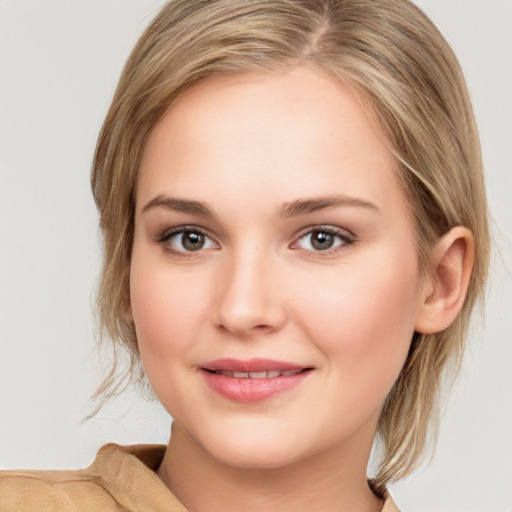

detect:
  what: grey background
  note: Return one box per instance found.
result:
[1,1,511,511]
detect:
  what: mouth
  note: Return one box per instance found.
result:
[200,358,313,403]
[207,369,305,378]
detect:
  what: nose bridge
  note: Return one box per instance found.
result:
[213,243,285,336]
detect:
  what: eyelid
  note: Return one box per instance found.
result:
[158,224,211,242]
[290,225,356,252]
[294,224,355,239]
[155,224,354,257]
[157,225,219,256]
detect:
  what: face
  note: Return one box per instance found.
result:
[130,66,426,469]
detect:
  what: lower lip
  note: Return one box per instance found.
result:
[202,370,311,403]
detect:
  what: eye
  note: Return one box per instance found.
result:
[161,227,218,253]
[294,227,352,252]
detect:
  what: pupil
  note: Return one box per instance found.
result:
[312,231,333,250]
[183,232,204,250]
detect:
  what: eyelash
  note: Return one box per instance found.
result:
[157,225,355,258]
[292,225,355,255]
[158,225,218,259]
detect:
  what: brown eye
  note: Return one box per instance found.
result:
[295,227,351,252]
[182,231,205,251]
[310,231,335,250]
[164,228,217,253]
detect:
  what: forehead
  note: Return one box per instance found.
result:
[137,66,407,218]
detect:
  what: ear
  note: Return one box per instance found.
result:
[415,226,475,334]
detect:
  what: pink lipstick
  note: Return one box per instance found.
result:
[201,358,313,403]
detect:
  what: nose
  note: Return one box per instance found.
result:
[211,248,286,338]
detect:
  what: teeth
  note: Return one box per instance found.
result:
[250,371,267,379]
[281,370,300,376]
[215,369,303,378]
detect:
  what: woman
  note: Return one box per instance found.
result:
[0,1,491,510]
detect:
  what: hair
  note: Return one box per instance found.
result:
[91,0,489,493]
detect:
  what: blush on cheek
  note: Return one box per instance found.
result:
[297,261,417,378]
[131,275,182,350]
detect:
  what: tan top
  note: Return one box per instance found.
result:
[0,443,399,511]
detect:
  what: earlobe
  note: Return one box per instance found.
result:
[415,226,475,334]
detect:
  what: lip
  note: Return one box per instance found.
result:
[200,358,313,403]
[202,358,306,373]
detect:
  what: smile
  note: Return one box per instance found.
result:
[211,370,303,378]
[201,358,313,403]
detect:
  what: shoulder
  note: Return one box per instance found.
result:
[0,467,117,511]
[0,443,168,512]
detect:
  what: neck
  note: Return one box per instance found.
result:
[157,423,382,512]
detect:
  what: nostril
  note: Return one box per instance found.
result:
[216,322,275,337]
[254,324,272,330]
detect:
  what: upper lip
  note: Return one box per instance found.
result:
[201,358,309,373]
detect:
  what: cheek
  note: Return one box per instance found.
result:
[129,256,210,363]
[295,250,420,392]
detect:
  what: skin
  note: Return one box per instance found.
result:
[129,66,472,512]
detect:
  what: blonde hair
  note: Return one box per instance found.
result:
[91,0,489,491]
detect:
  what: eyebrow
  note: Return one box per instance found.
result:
[141,195,214,217]
[141,193,379,218]
[280,195,380,217]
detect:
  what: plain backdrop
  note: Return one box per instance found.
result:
[1,1,511,511]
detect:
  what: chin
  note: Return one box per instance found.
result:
[211,444,304,470]
[192,422,309,470]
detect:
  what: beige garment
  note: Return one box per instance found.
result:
[0,443,400,511]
